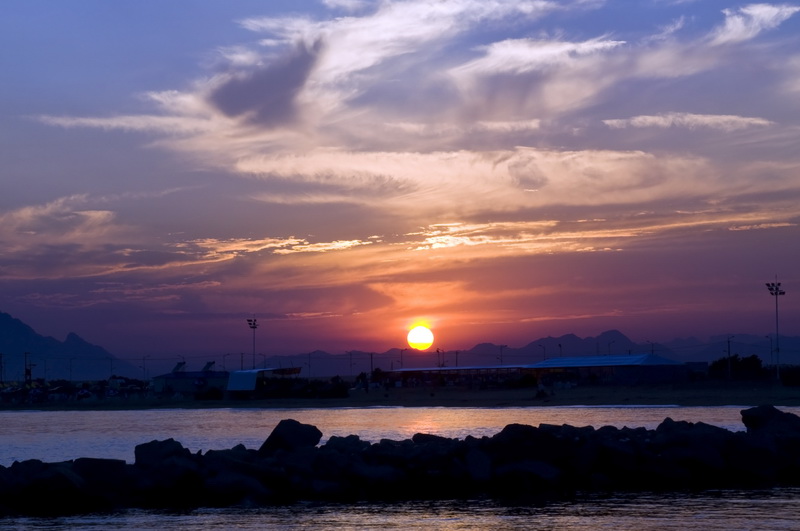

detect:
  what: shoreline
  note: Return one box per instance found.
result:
[5,381,800,411]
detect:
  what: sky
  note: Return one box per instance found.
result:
[1,0,799,368]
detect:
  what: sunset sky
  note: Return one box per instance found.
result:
[2,0,799,366]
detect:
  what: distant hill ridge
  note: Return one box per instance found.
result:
[1,311,797,380]
[0,311,132,382]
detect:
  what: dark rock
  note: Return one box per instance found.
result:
[2,460,110,516]
[491,459,565,499]
[412,432,453,445]
[131,439,204,508]
[259,419,322,455]
[323,434,370,454]
[740,405,800,480]
[464,447,492,483]
[134,438,192,468]
[202,469,274,506]
[741,405,800,435]
[489,423,562,465]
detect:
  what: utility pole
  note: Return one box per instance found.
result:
[247,318,258,370]
[766,277,786,381]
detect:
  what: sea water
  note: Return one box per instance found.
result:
[1,405,798,529]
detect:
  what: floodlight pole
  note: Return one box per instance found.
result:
[247,318,258,370]
[766,277,786,381]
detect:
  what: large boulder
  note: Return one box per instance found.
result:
[740,405,800,480]
[741,405,800,436]
[134,438,192,468]
[259,419,323,455]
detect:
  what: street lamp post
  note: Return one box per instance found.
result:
[247,318,258,370]
[499,345,507,366]
[766,277,786,380]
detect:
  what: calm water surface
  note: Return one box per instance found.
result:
[1,405,799,529]
[2,490,799,530]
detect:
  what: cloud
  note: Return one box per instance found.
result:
[448,36,627,117]
[728,222,796,231]
[274,239,373,254]
[603,112,775,131]
[240,1,559,107]
[453,37,626,77]
[30,0,800,223]
[710,3,800,45]
[35,114,217,135]
[177,237,307,259]
[207,41,322,127]
[0,195,126,253]
[648,16,687,42]
[321,0,371,12]
[233,146,735,215]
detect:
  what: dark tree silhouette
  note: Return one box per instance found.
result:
[709,354,766,380]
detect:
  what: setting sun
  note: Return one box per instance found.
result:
[407,325,434,350]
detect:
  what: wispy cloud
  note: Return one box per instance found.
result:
[35,114,218,135]
[178,237,307,259]
[274,239,373,254]
[710,3,800,45]
[453,37,626,77]
[0,195,128,253]
[603,112,775,131]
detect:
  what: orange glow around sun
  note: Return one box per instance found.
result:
[407,325,434,350]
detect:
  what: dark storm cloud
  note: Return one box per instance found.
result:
[208,42,322,127]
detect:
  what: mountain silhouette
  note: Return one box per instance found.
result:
[0,312,135,382]
[2,312,797,381]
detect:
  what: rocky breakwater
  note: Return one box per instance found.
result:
[3,405,800,516]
